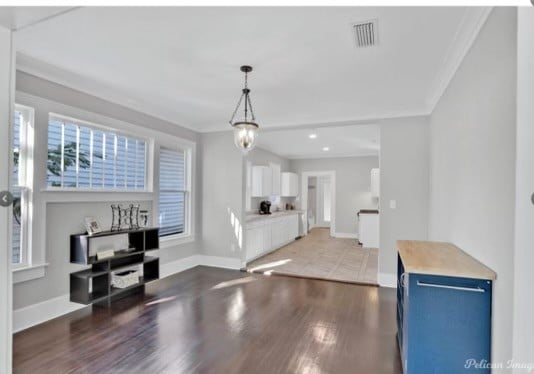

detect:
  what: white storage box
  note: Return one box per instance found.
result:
[111,270,139,289]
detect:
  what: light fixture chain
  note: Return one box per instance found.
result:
[247,94,256,121]
[229,92,245,124]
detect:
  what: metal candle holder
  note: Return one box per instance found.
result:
[111,204,141,231]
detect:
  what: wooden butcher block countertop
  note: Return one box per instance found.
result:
[397,240,497,280]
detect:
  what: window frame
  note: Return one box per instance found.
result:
[157,142,194,246]
[11,104,34,270]
[45,113,150,193]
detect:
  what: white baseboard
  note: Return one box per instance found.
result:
[13,294,87,333]
[197,255,242,270]
[334,232,358,239]
[160,255,200,278]
[13,254,243,334]
[378,272,397,288]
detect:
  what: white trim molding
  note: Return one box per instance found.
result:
[426,7,493,112]
[334,232,358,239]
[378,272,397,288]
[300,170,337,238]
[13,294,87,333]
[12,263,48,284]
[160,255,201,278]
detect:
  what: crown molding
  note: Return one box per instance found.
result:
[15,52,198,132]
[426,7,493,112]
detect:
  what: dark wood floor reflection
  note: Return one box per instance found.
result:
[14,266,402,374]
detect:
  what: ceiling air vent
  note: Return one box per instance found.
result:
[352,20,378,48]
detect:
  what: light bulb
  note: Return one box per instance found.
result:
[232,122,258,154]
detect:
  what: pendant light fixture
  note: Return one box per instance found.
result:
[229,65,259,154]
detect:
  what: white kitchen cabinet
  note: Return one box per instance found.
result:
[358,213,379,248]
[245,214,299,261]
[262,224,272,252]
[252,166,272,197]
[281,172,299,197]
[370,168,380,198]
[245,225,263,260]
[270,163,281,196]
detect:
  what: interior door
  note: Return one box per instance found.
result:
[0,25,14,374]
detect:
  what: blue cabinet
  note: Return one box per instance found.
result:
[397,254,493,373]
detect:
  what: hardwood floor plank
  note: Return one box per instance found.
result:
[14,266,401,374]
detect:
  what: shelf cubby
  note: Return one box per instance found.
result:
[70,227,160,307]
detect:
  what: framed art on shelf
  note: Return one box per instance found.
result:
[84,217,102,235]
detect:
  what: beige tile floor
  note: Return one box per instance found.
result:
[246,228,378,284]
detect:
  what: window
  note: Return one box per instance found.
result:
[12,105,34,266]
[47,115,147,190]
[159,148,188,237]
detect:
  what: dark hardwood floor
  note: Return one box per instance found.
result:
[13,266,402,374]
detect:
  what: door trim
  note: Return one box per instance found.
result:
[300,171,336,237]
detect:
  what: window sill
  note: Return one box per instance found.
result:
[159,234,195,249]
[12,263,49,284]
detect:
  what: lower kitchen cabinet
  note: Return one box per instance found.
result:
[397,241,496,374]
[245,214,299,262]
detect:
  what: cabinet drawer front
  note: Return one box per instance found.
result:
[406,274,492,374]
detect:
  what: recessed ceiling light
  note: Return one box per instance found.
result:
[309,133,317,139]
[323,147,330,152]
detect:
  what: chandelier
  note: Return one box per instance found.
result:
[228,65,259,153]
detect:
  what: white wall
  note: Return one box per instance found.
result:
[13,72,202,310]
[201,131,244,261]
[428,8,516,368]
[0,25,14,374]
[290,156,379,235]
[379,116,429,284]
[513,7,534,367]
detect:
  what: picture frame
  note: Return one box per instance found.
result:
[84,216,102,235]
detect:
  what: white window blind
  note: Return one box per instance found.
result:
[12,105,33,266]
[47,116,147,190]
[12,110,22,264]
[159,148,186,237]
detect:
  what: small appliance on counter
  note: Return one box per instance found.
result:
[259,200,272,215]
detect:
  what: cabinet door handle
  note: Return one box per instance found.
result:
[416,281,485,293]
[400,273,407,288]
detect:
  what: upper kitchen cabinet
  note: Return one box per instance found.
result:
[252,166,273,197]
[270,163,281,196]
[281,172,299,197]
[371,168,380,198]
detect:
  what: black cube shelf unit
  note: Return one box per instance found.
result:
[70,228,160,307]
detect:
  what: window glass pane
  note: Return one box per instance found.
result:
[78,127,92,188]
[11,187,21,264]
[160,148,185,190]
[159,191,185,236]
[136,141,146,189]
[116,136,126,188]
[13,112,20,186]
[12,112,22,264]
[63,123,78,188]
[103,132,115,189]
[47,117,147,190]
[126,137,137,189]
[159,148,186,237]
[47,120,63,187]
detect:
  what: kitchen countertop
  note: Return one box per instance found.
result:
[397,240,497,280]
[246,210,304,223]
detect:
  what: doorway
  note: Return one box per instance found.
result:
[301,171,336,236]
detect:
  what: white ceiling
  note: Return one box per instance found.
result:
[0,7,74,30]
[7,6,491,132]
[257,124,380,159]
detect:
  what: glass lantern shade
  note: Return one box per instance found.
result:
[232,121,259,153]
